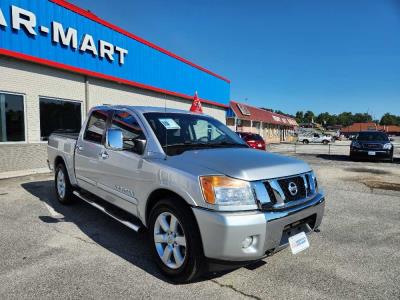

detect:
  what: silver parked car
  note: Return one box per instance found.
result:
[47,105,325,282]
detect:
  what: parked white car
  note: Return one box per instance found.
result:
[298,133,332,145]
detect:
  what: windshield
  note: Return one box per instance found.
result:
[144,112,248,156]
[356,132,389,142]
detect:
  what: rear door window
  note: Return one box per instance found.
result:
[84,110,108,144]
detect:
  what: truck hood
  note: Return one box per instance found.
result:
[170,148,311,181]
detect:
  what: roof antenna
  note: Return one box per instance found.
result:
[164,92,168,160]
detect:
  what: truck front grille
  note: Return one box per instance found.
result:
[363,143,382,149]
[260,172,316,211]
[277,176,307,202]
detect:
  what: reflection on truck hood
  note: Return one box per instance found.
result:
[170,148,311,181]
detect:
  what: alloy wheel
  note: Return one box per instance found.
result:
[154,212,187,269]
[57,169,66,199]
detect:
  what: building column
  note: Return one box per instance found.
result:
[85,76,90,115]
[0,94,6,141]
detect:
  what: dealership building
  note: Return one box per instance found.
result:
[0,0,230,175]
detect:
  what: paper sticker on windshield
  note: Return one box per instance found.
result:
[159,118,181,130]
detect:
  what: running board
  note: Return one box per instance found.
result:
[73,191,141,232]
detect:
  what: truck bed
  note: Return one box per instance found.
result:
[47,131,79,186]
[50,131,79,140]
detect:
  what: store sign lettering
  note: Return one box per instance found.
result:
[0,5,128,65]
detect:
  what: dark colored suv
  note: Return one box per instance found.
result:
[350,131,394,162]
[236,132,266,150]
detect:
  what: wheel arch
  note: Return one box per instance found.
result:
[54,155,65,169]
[54,155,77,186]
[145,188,195,228]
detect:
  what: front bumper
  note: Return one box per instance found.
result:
[192,193,325,262]
[350,149,393,160]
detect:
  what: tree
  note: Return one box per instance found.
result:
[303,111,315,123]
[337,112,353,127]
[353,113,372,123]
[293,110,399,127]
[295,111,304,124]
[316,112,332,126]
[274,110,285,115]
[380,113,400,125]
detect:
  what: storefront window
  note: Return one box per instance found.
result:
[0,93,25,142]
[39,98,82,141]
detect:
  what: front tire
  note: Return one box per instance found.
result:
[55,163,74,204]
[149,199,204,283]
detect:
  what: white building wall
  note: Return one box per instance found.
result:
[0,57,227,173]
[88,78,226,123]
[0,57,86,143]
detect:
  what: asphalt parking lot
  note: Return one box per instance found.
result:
[0,151,399,299]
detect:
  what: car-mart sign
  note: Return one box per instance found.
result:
[0,5,128,64]
[0,0,230,105]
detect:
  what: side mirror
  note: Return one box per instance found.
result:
[133,139,147,155]
[390,138,394,142]
[106,128,123,150]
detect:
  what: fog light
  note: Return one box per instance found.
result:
[242,236,253,249]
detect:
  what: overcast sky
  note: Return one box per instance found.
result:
[70,0,400,119]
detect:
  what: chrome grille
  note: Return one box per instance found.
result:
[363,143,382,149]
[257,172,317,211]
[277,176,307,202]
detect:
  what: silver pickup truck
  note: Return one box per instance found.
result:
[47,105,325,282]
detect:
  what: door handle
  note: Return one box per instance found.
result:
[99,151,109,160]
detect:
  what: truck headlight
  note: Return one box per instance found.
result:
[200,176,255,206]
[311,171,319,192]
[352,141,361,148]
[383,143,392,150]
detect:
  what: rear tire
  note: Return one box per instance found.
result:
[55,163,74,204]
[303,140,309,144]
[148,198,204,283]
[323,140,329,145]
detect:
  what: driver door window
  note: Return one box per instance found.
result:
[111,110,145,154]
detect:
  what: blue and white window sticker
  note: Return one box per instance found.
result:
[159,118,181,130]
[288,231,310,255]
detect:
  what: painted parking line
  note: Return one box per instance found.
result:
[43,201,63,218]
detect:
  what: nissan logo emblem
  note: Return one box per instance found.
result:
[288,182,298,196]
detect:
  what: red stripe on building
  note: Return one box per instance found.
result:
[0,48,228,109]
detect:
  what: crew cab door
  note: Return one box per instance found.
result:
[75,108,110,194]
[96,109,148,212]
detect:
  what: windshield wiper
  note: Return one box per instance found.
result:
[207,141,248,147]
[163,142,209,148]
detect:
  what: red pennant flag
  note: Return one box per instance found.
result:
[190,91,203,113]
